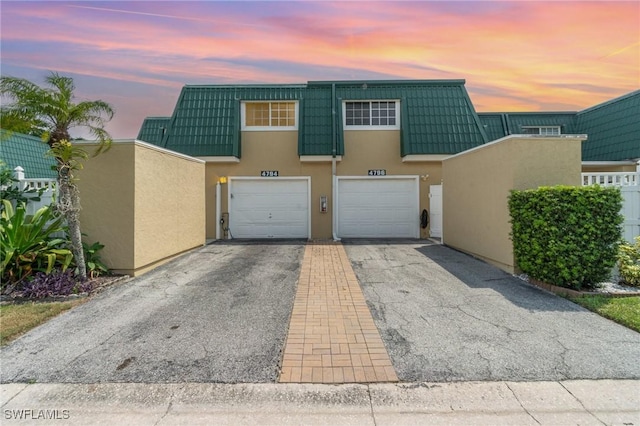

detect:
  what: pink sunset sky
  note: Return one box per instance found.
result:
[1,1,638,139]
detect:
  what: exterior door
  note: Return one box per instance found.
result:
[429,184,443,238]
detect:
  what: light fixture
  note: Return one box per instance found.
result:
[218,176,228,184]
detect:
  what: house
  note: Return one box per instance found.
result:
[137,79,492,241]
[137,79,638,244]
[0,129,57,179]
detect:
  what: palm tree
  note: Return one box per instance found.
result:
[1,72,115,279]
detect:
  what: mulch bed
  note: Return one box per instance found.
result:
[527,277,640,298]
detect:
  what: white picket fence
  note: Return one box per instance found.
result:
[582,171,640,242]
[3,166,58,216]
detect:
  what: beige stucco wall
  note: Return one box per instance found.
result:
[203,130,444,240]
[442,135,585,273]
[77,143,136,272]
[78,141,205,276]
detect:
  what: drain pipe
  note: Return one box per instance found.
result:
[215,181,221,240]
[331,83,341,241]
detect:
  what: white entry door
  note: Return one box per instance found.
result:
[429,185,442,238]
[229,177,310,239]
[337,177,419,238]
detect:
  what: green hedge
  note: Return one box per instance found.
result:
[509,185,623,290]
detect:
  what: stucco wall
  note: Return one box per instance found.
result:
[78,140,205,276]
[442,135,585,273]
[77,143,136,271]
[203,130,443,240]
[133,143,206,271]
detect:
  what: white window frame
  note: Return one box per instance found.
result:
[521,126,561,136]
[241,101,299,131]
[343,100,400,130]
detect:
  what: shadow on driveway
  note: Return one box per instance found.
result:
[343,241,640,382]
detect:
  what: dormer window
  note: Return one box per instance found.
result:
[521,126,561,136]
[344,100,400,130]
[242,101,298,131]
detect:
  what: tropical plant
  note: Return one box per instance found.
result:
[0,200,73,285]
[82,240,109,278]
[1,72,114,279]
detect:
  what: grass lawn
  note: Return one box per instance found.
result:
[569,295,640,333]
[0,300,85,346]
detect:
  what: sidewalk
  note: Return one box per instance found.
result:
[2,380,639,425]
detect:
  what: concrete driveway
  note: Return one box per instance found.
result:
[0,242,304,383]
[344,241,640,382]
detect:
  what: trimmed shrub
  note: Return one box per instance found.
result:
[618,237,640,286]
[509,185,623,290]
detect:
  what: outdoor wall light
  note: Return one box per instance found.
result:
[219,176,228,184]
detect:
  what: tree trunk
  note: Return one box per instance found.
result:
[57,173,87,280]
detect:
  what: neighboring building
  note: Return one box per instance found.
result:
[477,90,640,171]
[0,129,57,178]
[137,80,639,241]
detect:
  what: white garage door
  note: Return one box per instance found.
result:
[337,177,419,238]
[229,178,310,239]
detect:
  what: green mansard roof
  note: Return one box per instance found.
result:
[577,90,640,161]
[478,90,640,162]
[141,80,489,158]
[0,130,56,178]
[137,117,171,146]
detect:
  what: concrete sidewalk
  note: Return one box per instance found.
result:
[2,380,638,425]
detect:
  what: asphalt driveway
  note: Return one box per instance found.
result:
[0,242,304,383]
[344,241,640,382]
[3,240,640,385]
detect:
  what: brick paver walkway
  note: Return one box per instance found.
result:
[279,242,398,383]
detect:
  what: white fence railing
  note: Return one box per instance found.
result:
[4,166,58,216]
[582,172,640,242]
[582,172,639,187]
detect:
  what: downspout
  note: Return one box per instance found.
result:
[331,83,341,241]
[215,182,221,240]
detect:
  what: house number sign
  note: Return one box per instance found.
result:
[261,170,279,177]
[368,169,386,176]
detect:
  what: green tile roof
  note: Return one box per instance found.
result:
[162,85,305,157]
[476,113,507,142]
[314,80,488,155]
[478,91,639,162]
[137,117,171,146]
[578,90,640,161]
[477,112,578,140]
[0,130,56,178]
[141,80,488,158]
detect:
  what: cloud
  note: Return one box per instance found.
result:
[1,0,638,138]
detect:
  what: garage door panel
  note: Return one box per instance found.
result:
[338,178,418,238]
[229,179,309,239]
